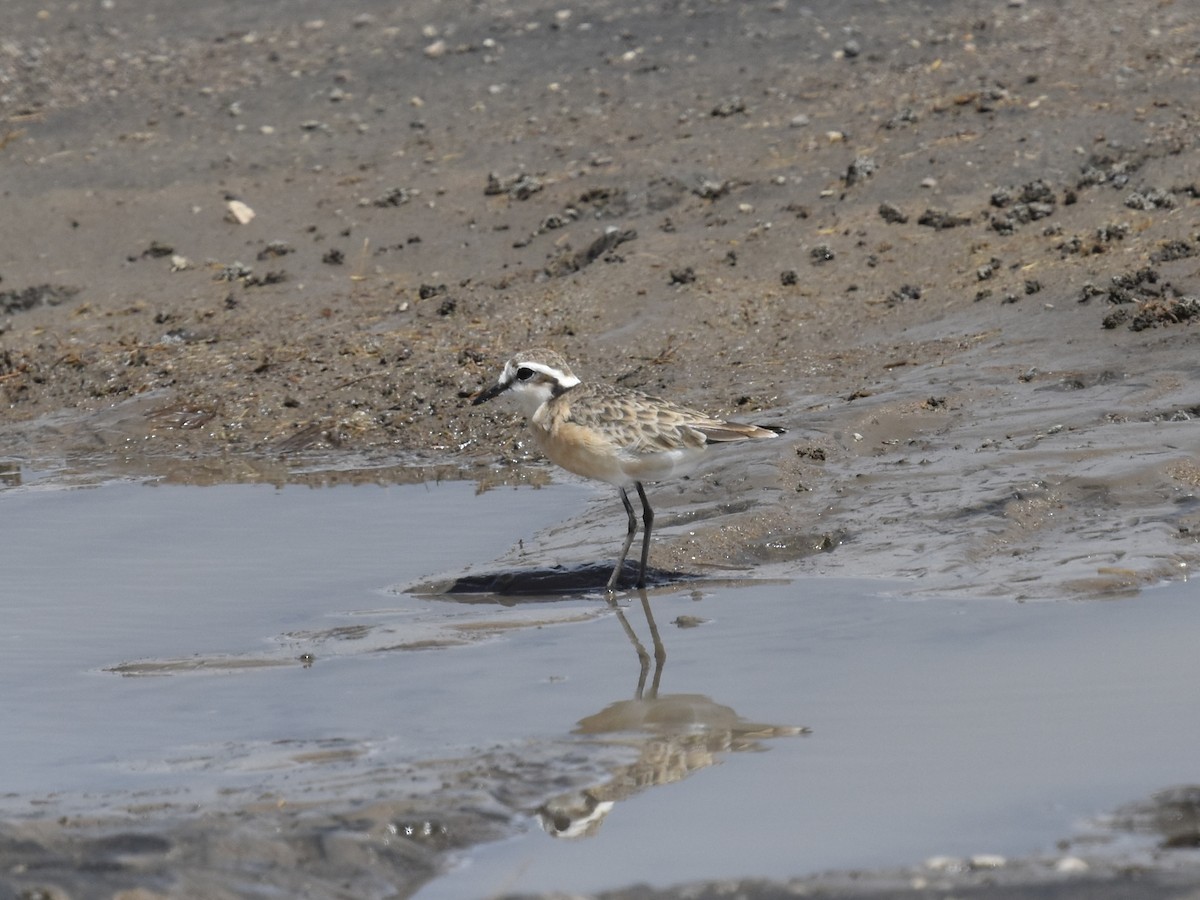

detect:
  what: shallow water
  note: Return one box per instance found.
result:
[0,469,594,802]
[2,468,1199,896]
[426,576,1200,898]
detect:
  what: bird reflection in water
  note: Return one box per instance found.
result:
[537,590,808,838]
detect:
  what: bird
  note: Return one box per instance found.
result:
[472,348,782,592]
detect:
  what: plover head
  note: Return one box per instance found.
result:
[472,348,581,418]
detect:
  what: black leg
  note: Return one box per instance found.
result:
[635,482,654,589]
[608,486,638,592]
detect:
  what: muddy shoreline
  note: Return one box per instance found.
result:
[3,0,1197,599]
[3,0,1200,895]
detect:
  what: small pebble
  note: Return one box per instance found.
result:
[924,855,963,872]
[969,854,1006,870]
[1055,856,1089,873]
[226,200,255,225]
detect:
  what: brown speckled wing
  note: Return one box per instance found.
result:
[555,383,746,452]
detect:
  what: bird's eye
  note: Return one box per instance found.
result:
[516,366,534,381]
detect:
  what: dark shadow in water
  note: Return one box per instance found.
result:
[411,562,699,602]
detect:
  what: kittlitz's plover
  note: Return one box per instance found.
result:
[473,348,782,591]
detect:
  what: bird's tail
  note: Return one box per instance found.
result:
[697,421,784,442]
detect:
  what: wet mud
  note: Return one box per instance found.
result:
[3,0,1200,895]
[2,0,1196,600]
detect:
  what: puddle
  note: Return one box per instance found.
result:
[1,467,1199,897]
[422,576,1200,898]
[0,469,597,800]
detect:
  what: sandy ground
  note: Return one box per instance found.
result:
[3,0,1200,895]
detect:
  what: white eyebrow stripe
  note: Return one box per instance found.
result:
[516,361,580,387]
